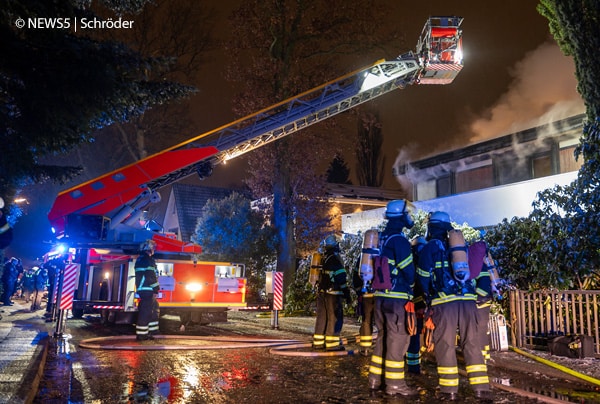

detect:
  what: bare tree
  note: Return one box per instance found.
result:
[225,0,398,290]
[356,108,386,187]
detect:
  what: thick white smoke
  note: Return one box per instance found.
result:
[469,41,585,143]
[394,41,585,187]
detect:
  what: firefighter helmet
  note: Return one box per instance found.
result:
[140,239,157,253]
[427,211,453,231]
[321,234,339,250]
[385,199,414,228]
[0,197,4,209]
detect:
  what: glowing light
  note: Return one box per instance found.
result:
[104,272,110,279]
[185,282,202,292]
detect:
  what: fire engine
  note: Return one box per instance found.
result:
[45,16,464,325]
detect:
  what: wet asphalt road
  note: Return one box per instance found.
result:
[33,313,600,403]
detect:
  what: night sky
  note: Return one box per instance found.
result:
[5,0,584,266]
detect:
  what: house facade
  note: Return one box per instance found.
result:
[342,114,585,234]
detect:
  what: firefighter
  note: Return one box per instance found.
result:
[352,256,374,356]
[474,241,495,364]
[135,239,160,341]
[416,212,492,401]
[406,235,427,375]
[367,200,418,397]
[312,234,351,351]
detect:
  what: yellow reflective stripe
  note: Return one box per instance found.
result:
[438,366,458,375]
[469,376,490,385]
[398,254,413,269]
[369,366,383,375]
[371,355,383,365]
[417,267,430,277]
[0,223,9,234]
[431,294,477,305]
[439,378,459,387]
[373,290,411,299]
[360,335,373,342]
[332,268,346,276]
[384,371,405,380]
[385,360,405,369]
[466,364,487,373]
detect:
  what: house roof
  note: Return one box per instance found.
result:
[172,183,237,242]
[325,183,406,206]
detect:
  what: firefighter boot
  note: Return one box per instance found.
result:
[367,376,381,391]
[385,382,418,397]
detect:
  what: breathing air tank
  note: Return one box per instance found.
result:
[448,229,469,283]
[309,252,322,287]
[359,229,379,288]
[485,251,502,295]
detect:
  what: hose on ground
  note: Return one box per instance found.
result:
[510,346,600,387]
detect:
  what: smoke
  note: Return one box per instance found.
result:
[393,41,585,189]
[469,41,585,143]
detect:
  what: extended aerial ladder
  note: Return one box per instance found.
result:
[47,16,464,250]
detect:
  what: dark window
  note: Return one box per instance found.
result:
[559,146,583,173]
[495,157,530,185]
[532,154,552,178]
[456,165,494,193]
[436,175,452,197]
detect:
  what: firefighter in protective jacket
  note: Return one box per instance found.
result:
[367,200,418,397]
[135,239,160,341]
[416,212,491,401]
[312,235,351,351]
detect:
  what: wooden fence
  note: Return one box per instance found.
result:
[508,290,600,355]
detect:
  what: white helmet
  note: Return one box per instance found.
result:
[385,199,414,228]
[0,197,4,210]
[321,234,339,250]
[140,239,157,252]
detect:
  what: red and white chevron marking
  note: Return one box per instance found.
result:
[52,267,59,304]
[273,272,284,311]
[59,263,79,310]
[92,305,124,310]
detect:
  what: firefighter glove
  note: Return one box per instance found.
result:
[404,301,417,336]
[424,315,435,352]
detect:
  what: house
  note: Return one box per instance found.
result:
[149,181,406,243]
[149,183,238,242]
[342,113,586,233]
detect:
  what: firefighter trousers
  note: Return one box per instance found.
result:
[431,300,490,394]
[406,314,424,373]
[137,291,160,337]
[476,302,492,363]
[313,291,344,349]
[359,294,375,349]
[368,297,411,389]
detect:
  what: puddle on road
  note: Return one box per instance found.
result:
[491,375,600,403]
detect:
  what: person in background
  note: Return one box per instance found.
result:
[417,211,492,402]
[312,234,351,351]
[21,267,36,303]
[367,200,418,397]
[135,239,160,341]
[31,265,48,311]
[43,262,58,319]
[2,257,18,306]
